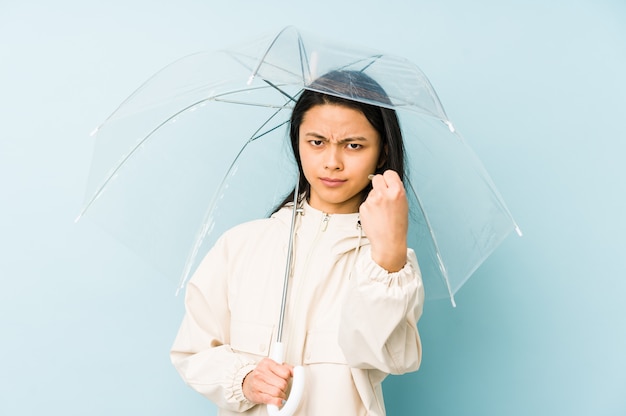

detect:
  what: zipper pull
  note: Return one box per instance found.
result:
[321,213,330,231]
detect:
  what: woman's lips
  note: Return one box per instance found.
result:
[319,177,346,188]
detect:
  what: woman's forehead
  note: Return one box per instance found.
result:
[299,104,379,141]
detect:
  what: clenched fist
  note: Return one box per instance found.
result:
[359,170,408,272]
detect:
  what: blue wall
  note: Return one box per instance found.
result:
[1,1,624,415]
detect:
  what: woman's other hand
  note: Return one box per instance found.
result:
[242,357,293,407]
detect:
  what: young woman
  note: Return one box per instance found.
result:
[171,70,424,415]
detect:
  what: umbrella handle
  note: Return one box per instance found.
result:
[267,342,305,416]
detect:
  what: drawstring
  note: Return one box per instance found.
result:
[348,219,363,280]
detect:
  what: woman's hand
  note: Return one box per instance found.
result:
[359,170,409,272]
[242,358,293,407]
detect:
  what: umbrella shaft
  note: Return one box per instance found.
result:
[276,180,300,343]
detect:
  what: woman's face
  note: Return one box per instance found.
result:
[298,103,382,214]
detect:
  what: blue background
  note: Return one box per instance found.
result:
[1,1,625,415]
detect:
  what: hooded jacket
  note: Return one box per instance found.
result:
[171,201,424,415]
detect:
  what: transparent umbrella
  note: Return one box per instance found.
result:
[78,25,521,311]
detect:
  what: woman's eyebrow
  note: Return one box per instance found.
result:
[304,132,327,139]
[337,136,369,144]
[304,132,369,142]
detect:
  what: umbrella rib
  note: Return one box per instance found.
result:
[210,83,292,105]
[227,50,305,86]
[353,54,384,73]
[230,28,310,98]
[249,119,289,142]
[243,93,295,142]
[210,83,299,109]
[296,32,312,84]
[261,79,298,103]
[213,98,293,109]
[246,26,294,84]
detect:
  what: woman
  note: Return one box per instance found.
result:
[170,70,424,415]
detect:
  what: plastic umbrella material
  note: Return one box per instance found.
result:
[78,26,520,309]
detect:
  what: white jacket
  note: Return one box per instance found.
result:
[171,202,424,415]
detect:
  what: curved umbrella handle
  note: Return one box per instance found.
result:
[267,342,305,416]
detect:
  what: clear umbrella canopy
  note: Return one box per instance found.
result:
[78,26,521,306]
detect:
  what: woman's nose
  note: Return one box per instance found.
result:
[324,147,343,170]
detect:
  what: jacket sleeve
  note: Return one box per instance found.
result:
[338,246,424,375]
[170,235,258,412]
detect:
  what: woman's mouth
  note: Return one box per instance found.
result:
[319,177,346,188]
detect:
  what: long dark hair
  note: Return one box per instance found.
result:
[273,69,405,213]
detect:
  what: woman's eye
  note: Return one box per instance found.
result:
[347,143,362,150]
[310,140,323,146]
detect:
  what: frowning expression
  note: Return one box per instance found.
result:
[299,104,382,214]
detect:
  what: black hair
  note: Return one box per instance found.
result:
[273,69,405,212]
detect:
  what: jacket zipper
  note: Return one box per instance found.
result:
[321,213,330,232]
